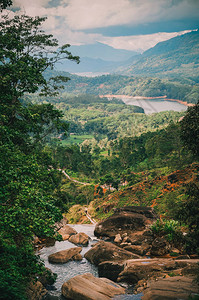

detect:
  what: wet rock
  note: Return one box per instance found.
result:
[48,247,82,264]
[142,276,199,300]
[69,232,90,246]
[61,273,125,300]
[58,224,77,240]
[118,258,197,284]
[94,206,157,238]
[84,241,140,265]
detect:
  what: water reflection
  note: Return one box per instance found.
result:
[122,98,187,114]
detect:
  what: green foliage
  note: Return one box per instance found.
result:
[151,219,180,236]
[41,70,199,104]
[0,12,78,299]
[121,30,199,81]
[0,0,12,10]
[180,101,199,158]
[0,15,79,98]
[174,182,199,254]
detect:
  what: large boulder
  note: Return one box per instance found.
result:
[61,273,125,300]
[48,247,82,264]
[69,232,90,246]
[142,276,199,300]
[94,206,157,238]
[58,224,77,241]
[84,241,140,265]
[118,258,197,284]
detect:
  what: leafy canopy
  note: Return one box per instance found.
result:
[0,13,79,299]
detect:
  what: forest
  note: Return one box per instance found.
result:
[0,1,199,299]
[43,70,199,104]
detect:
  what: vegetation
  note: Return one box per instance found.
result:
[40,71,199,104]
[0,12,79,299]
[0,1,199,297]
[30,93,185,147]
[118,30,199,81]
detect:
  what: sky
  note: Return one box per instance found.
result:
[8,0,199,54]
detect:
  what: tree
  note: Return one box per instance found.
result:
[0,14,79,299]
[0,0,12,10]
[180,101,199,158]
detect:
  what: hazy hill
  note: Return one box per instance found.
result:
[56,42,139,73]
[119,30,199,80]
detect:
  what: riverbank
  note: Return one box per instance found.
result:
[100,94,195,107]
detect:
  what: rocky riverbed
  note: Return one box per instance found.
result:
[32,207,199,300]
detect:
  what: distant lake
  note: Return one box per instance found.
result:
[121,97,187,114]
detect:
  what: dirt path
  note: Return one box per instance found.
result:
[61,169,91,186]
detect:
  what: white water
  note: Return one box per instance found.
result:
[39,224,143,299]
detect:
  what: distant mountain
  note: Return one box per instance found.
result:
[118,30,199,79]
[55,56,124,73]
[56,42,139,74]
[69,42,139,62]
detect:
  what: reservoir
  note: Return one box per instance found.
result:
[121,97,187,114]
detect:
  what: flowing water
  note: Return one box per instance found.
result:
[39,224,143,299]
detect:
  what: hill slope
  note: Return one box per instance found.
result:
[88,163,199,222]
[118,30,199,80]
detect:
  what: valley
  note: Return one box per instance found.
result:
[1,5,199,300]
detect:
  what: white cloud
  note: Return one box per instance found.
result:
[12,0,199,31]
[99,30,194,52]
[10,0,198,52]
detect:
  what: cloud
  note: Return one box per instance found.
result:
[10,0,199,52]
[12,0,199,31]
[99,30,194,52]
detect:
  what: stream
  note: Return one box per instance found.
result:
[39,224,143,299]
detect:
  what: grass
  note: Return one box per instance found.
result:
[61,134,94,145]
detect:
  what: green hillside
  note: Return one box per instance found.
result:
[119,30,199,80]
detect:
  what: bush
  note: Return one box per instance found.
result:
[150,219,183,244]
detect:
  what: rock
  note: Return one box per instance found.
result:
[73,253,83,261]
[54,216,68,231]
[118,258,197,284]
[84,241,140,265]
[58,224,77,240]
[69,232,90,246]
[27,281,47,300]
[94,206,157,238]
[61,273,125,300]
[123,244,149,256]
[61,234,70,241]
[114,233,122,243]
[150,237,171,256]
[98,261,125,281]
[48,247,82,264]
[142,276,199,300]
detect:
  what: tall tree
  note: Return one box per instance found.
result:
[0,14,79,299]
[180,101,199,158]
[0,0,12,10]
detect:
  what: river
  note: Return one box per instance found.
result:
[39,224,143,299]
